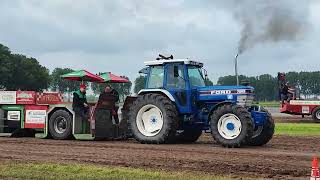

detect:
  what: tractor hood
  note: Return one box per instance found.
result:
[197,85,255,106]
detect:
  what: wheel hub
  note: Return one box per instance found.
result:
[217,113,242,140]
[151,116,157,124]
[226,123,235,131]
[136,104,164,137]
[54,116,67,134]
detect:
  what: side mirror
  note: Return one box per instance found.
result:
[174,66,179,77]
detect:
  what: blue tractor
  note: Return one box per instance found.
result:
[128,55,274,148]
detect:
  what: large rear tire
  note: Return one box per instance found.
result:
[48,110,73,140]
[129,93,179,144]
[210,104,253,148]
[247,108,274,146]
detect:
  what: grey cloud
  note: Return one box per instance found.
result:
[0,0,319,83]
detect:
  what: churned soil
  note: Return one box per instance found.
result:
[274,116,314,123]
[0,135,317,179]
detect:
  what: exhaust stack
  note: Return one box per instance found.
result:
[235,54,239,86]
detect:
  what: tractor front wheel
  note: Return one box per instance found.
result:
[129,94,179,144]
[210,104,253,148]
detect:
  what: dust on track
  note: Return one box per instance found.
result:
[0,134,318,179]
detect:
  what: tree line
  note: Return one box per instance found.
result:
[1,43,319,101]
[0,44,133,100]
[0,44,50,91]
[217,72,320,101]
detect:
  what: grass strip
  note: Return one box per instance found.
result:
[275,123,320,136]
[0,162,232,180]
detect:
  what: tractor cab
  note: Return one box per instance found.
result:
[140,55,206,114]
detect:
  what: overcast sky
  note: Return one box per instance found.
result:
[1,0,319,83]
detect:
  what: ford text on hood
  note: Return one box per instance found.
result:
[197,85,255,106]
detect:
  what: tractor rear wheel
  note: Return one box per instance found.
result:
[210,104,253,148]
[48,110,73,140]
[247,108,274,146]
[312,107,320,122]
[129,93,179,144]
[175,127,202,143]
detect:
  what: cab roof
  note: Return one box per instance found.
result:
[144,59,203,67]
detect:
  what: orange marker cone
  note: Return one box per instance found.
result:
[311,157,320,180]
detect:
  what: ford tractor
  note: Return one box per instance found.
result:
[128,55,274,148]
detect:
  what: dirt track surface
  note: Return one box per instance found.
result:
[0,135,318,179]
[274,116,314,123]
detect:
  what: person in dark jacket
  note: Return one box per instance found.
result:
[73,84,88,119]
[281,82,294,102]
[97,86,119,124]
[110,87,120,124]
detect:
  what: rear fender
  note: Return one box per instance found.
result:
[250,110,267,127]
[208,101,233,116]
[138,89,175,102]
[248,105,268,127]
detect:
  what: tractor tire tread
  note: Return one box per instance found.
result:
[129,93,179,144]
[247,108,275,146]
[210,104,253,148]
[48,109,73,140]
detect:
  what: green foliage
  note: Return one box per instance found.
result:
[134,75,147,93]
[254,74,278,101]
[217,74,277,101]
[50,68,81,93]
[282,71,320,98]
[216,75,249,86]
[218,71,320,101]
[0,44,11,56]
[204,78,214,86]
[255,101,280,107]
[0,44,50,91]
[292,71,320,97]
[285,72,299,87]
[91,76,132,101]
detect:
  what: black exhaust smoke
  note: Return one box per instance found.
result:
[231,0,310,54]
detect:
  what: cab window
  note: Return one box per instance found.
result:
[147,66,164,88]
[166,64,185,89]
[188,66,205,87]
